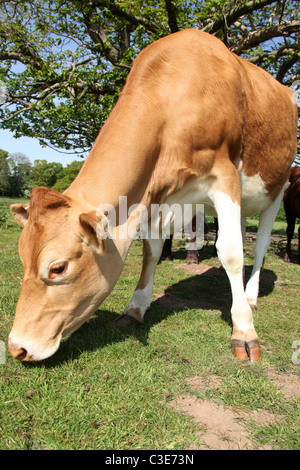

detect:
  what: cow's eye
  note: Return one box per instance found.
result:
[49,261,68,279]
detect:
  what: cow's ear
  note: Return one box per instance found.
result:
[10,204,29,227]
[79,211,106,253]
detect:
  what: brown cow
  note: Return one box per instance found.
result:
[8,30,297,363]
[283,166,300,263]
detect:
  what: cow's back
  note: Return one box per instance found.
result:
[126,29,297,201]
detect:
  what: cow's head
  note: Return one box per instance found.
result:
[8,187,123,361]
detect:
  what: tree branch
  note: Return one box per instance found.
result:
[202,0,278,34]
[276,52,300,83]
[83,6,119,64]
[164,0,179,33]
[247,44,299,65]
[103,0,163,34]
[0,23,43,69]
[3,54,118,123]
[231,20,300,54]
[0,50,29,63]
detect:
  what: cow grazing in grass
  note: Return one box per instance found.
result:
[8,30,297,363]
[283,166,300,263]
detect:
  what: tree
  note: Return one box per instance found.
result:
[0,150,32,196]
[8,152,32,197]
[52,160,84,192]
[0,0,299,158]
[0,149,10,195]
[28,159,64,188]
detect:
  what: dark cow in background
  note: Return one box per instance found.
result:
[160,217,217,264]
[283,166,300,263]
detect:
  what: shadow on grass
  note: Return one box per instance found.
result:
[25,257,277,369]
[167,236,217,263]
[273,240,300,264]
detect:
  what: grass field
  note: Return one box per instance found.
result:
[0,197,299,450]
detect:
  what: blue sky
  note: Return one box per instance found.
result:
[1,128,87,166]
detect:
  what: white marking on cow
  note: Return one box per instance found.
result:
[8,334,61,362]
[239,172,271,217]
[126,279,154,318]
[245,183,288,307]
[213,191,255,335]
[125,237,163,321]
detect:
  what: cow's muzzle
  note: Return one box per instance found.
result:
[8,342,29,361]
[8,334,61,361]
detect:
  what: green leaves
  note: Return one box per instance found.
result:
[0,150,85,197]
[0,0,299,155]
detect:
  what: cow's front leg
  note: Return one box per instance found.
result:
[115,237,164,326]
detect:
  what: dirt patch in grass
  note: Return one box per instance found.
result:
[171,395,281,450]
[174,262,223,277]
[170,373,286,450]
[169,370,298,450]
[186,375,222,391]
[266,369,300,398]
[163,255,298,450]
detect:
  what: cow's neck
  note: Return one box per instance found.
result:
[65,94,160,212]
[64,94,160,261]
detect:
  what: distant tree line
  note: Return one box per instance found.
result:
[0,149,83,197]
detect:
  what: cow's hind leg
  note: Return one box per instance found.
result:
[213,190,260,362]
[115,237,164,326]
[246,188,286,307]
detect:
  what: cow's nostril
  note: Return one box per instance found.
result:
[17,348,27,361]
[9,345,28,361]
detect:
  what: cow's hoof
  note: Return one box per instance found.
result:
[232,339,261,363]
[249,304,257,311]
[232,339,249,360]
[186,250,198,264]
[159,254,172,262]
[246,340,261,363]
[114,313,140,326]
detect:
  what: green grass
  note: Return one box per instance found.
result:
[0,197,299,450]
